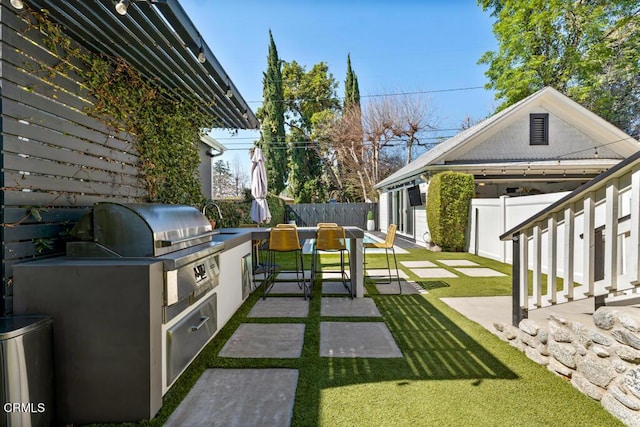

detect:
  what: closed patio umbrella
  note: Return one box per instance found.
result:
[250,147,271,224]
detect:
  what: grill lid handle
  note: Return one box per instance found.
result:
[157,230,219,248]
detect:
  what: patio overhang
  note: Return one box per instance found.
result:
[22,0,259,130]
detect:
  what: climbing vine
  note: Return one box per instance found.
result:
[29,8,217,206]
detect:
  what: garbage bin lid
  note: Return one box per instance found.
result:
[0,316,52,340]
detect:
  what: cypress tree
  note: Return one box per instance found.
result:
[344,53,361,110]
[258,30,287,195]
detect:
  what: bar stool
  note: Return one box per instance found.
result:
[313,225,352,298]
[264,225,310,299]
[364,224,402,294]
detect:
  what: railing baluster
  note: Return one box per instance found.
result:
[583,193,595,296]
[532,224,542,307]
[519,230,530,310]
[605,178,619,292]
[564,204,575,300]
[547,214,558,303]
[631,167,640,284]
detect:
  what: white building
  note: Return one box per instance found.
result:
[374,87,639,246]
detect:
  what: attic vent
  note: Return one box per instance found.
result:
[530,113,549,145]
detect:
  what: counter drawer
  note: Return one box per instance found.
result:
[166,293,217,385]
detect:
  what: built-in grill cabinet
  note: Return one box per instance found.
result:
[13,203,225,425]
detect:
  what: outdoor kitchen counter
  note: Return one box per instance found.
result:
[211,228,254,248]
[214,226,365,297]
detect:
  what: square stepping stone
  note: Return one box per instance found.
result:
[320,322,403,358]
[401,260,437,268]
[437,259,479,267]
[411,268,457,278]
[366,269,409,279]
[375,280,427,295]
[276,271,311,280]
[321,297,381,317]
[219,324,305,358]
[165,368,298,427]
[268,282,305,295]
[248,298,309,318]
[322,281,367,296]
[321,271,350,280]
[455,267,507,277]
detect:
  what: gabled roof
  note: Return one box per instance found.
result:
[375,87,638,189]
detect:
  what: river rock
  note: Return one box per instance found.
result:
[572,372,605,401]
[609,383,640,411]
[624,368,640,400]
[519,318,540,336]
[549,321,573,343]
[621,314,640,334]
[613,329,640,350]
[593,307,618,330]
[590,330,612,347]
[549,341,577,369]
[577,355,616,388]
[602,393,640,426]
[616,346,640,364]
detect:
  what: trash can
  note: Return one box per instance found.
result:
[0,316,54,427]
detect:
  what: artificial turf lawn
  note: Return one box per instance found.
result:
[94,248,623,427]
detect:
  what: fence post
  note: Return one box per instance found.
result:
[512,233,527,326]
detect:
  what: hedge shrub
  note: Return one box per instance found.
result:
[207,193,286,228]
[425,171,475,251]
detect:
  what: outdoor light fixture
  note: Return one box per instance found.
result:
[243,109,249,120]
[196,33,206,63]
[10,0,25,9]
[226,81,233,98]
[197,46,206,63]
[115,0,130,15]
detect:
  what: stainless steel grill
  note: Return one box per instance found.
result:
[14,202,226,423]
[68,202,224,322]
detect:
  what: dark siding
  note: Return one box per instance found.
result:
[1,4,146,314]
[287,203,377,229]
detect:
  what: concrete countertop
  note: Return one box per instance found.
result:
[211,228,259,250]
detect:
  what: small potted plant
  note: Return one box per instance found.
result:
[366,210,375,231]
[288,211,296,225]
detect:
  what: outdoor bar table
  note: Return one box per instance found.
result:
[249,226,365,298]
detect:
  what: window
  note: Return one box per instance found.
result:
[530,113,549,145]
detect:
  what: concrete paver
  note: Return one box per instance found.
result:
[267,282,306,295]
[164,369,298,427]
[219,324,305,358]
[376,280,426,295]
[455,267,507,277]
[321,297,381,317]
[401,260,437,268]
[437,259,479,266]
[321,281,352,295]
[248,298,309,318]
[366,269,409,279]
[411,268,457,278]
[320,322,403,358]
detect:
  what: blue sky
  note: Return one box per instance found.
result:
[180,0,498,167]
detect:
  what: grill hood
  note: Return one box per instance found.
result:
[71,202,216,257]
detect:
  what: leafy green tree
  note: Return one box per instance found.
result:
[282,60,340,202]
[256,30,287,195]
[479,0,640,137]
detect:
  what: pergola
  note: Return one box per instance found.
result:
[24,0,259,130]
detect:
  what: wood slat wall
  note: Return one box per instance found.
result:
[288,203,378,230]
[1,3,147,314]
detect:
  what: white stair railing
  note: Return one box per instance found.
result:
[501,151,640,325]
